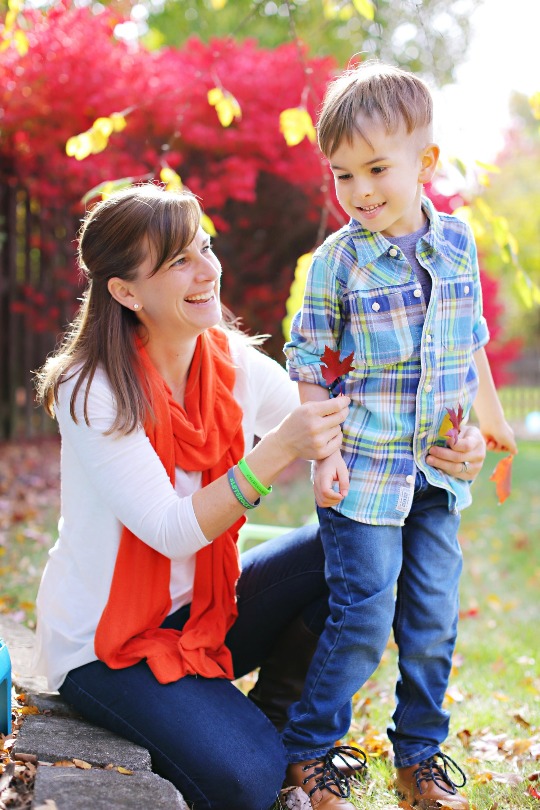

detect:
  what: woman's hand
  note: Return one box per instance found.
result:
[275,396,350,463]
[425,424,486,481]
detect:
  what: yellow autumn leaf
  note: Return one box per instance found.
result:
[110,112,127,132]
[207,87,241,127]
[351,0,375,20]
[323,0,354,19]
[437,412,453,444]
[210,0,227,7]
[529,91,540,119]
[283,252,313,341]
[89,128,109,154]
[92,117,114,138]
[279,107,316,147]
[17,705,39,715]
[207,87,224,106]
[201,213,217,237]
[82,176,135,204]
[475,160,501,174]
[160,167,182,190]
[116,766,134,775]
[13,28,29,56]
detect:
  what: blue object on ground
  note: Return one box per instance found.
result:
[0,637,12,735]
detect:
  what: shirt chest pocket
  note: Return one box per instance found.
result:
[344,289,418,367]
[437,278,475,350]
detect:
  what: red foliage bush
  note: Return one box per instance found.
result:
[0,2,519,381]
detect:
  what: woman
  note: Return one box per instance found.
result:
[34,185,486,810]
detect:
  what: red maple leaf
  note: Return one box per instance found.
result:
[489,454,513,504]
[320,346,355,387]
[445,404,464,447]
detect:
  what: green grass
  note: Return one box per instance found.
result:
[2,438,540,807]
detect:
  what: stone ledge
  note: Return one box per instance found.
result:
[13,715,152,771]
[33,766,188,809]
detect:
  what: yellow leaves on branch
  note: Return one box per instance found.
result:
[159,167,216,235]
[455,198,540,308]
[207,87,241,127]
[65,113,127,161]
[0,0,29,56]
[529,91,540,120]
[160,167,182,190]
[282,252,313,341]
[280,107,316,147]
[323,0,375,21]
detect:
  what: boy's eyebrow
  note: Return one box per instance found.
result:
[330,156,389,170]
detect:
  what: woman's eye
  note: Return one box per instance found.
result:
[336,173,352,181]
[202,243,213,253]
[171,256,187,267]
[371,166,386,174]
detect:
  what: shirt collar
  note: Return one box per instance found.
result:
[347,196,445,265]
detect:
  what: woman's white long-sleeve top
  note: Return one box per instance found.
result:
[34,332,299,690]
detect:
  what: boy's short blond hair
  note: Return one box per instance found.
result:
[317,61,433,158]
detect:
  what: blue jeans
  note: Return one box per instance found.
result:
[281,473,462,768]
[59,525,329,810]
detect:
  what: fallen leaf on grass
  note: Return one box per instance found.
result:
[489,454,513,504]
[528,785,540,800]
[320,346,355,387]
[474,771,523,787]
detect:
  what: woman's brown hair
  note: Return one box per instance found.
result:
[35,184,203,434]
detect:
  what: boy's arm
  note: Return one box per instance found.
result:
[472,347,518,454]
[299,381,349,507]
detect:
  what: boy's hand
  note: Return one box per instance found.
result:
[479,417,518,455]
[313,451,349,508]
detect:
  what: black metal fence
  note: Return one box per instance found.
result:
[0,174,81,439]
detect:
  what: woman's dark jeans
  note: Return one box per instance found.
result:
[59,525,328,810]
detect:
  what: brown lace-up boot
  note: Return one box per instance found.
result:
[285,746,367,809]
[395,753,469,809]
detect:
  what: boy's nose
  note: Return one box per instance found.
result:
[352,178,372,202]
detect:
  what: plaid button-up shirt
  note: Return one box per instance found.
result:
[284,198,490,526]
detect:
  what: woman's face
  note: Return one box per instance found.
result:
[132,227,222,341]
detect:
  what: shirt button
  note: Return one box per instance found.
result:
[406,474,414,484]
[425,334,432,342]
[413,288,422,298]
[388,247,399,258]
[464,285,470,294]
[424,384,433,393]
[371,301,381,312]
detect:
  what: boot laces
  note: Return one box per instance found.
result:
[414,753,467,796]
[302,745,367,799]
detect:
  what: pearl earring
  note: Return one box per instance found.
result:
[133,303,140,310]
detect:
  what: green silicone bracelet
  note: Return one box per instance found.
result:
[237,457,273,497]
[227,467,260,510]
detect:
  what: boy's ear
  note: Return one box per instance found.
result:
[418,143,440,184]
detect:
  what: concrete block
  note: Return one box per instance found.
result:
[32,766,189,809]
[14,715,151,771]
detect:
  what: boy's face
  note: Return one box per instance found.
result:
[328,117,439,238]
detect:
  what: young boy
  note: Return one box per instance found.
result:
[283,61,517,810]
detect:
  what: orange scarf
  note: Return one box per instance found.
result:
[94,328,245,683]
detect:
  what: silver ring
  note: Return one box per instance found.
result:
[460,460,470,474]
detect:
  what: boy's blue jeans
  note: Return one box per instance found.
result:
[281,472,462,768]
[59,525,329,810]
